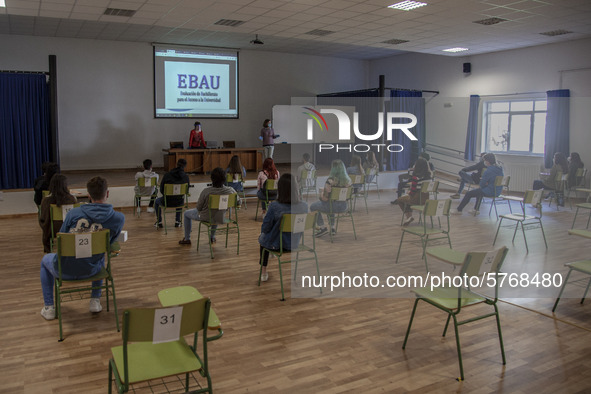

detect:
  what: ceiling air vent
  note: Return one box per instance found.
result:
[103,8,136,17]
[381,38,409,45]
[473,17,507,25]
[540,29,573,36]
[305,29,334,36]
[214,19,245,27]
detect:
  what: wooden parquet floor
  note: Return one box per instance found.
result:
[1,192,591,393]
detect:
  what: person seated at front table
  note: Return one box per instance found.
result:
[310,159,351,237]
[188,121,206,149]
[450,153,503,216]
[258,173,308,282]
[39,176,125,320]
[38,174,78,253]
[178,167,237,246]
[257,158,280,216]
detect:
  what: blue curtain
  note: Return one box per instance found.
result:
[544,89,570,168]
[0,73,51,189]
[387,90,424,171]
[464,95,480,161]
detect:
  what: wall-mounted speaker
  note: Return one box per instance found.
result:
[463,62,471,73]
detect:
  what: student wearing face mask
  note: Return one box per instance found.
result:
[260,118,278,160]
[189,121,206,149]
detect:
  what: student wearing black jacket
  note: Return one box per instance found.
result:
[450,156,486,199]
[153,159,190,228]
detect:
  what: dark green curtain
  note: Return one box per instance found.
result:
[464,95,480,161]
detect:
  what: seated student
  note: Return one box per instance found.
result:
[394,159,431,226]
[310,159,351,237]
[567,152,584,189]
[347,154,364,193]
[154,159,190,228]
[178,167,237,245]
[297,152,316,187]
[134,159,159,213]
[38,174,78,253]
[34,162,59,206]
[225,155,247,192]
[450,155,487,199]
[392,154,432,202]
[363,151,379,182]
[533,152,569,205]
[39,176,125,320]
[451,153,503,216]
[257,158,280,215]
[258,173,308,282]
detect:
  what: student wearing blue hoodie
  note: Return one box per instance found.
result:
[451,153,503,216]
[39,176,125,320]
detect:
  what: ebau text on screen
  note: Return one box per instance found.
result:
[177,74,220,90]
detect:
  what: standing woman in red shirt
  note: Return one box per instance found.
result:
[189,121,206,149]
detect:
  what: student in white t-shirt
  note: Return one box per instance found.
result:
[134,159,159,213]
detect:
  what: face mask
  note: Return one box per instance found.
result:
[267,123,272,127]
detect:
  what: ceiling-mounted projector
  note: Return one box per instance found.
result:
[250,34,264,45]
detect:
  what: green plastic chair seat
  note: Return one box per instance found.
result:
[568,229,591,239]
[403,226,448,236]
[158,286,222,334]
[412,287,486,309]
[576,203,591,209]
[111,337,202,385]
[426,246,466,266]
[566,259,591,272]
[499,213,537,221]
[62,267,110,284]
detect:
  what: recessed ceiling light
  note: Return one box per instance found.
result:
[540,29,573,36]
[443,47,469,53]
[0,0,7,6]
[388,1,427,11]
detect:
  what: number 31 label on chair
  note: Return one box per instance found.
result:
[75,234,92,258]
[153,306,183,344]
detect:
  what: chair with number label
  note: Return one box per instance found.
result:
[196,193,240,259]
[350,174,368,213]
[396,199,452,270]
[365,167,380,198]
[402,246,509,382]
[108,298,213,394]
[49,203,81,251]
[407,180,439,225]
[258,212,322,301]
[226,172,247,209]
[480,175,511,218]
[327,186,357,243]
[493,189,547,253]
[299,169,318,201]
[55,229,119,341]
[134,176,158,217]
[255,179,278,220]
[160,183,190,235]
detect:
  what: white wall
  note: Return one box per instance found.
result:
[369,38,591,173]
[0,34,369,170]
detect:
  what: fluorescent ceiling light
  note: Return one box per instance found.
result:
[443,47,468,53]
[0,0,5,7]
[388,1,427,11]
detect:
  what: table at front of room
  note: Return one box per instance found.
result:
[163,147,264,173]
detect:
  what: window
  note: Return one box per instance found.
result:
[482,99,547,155]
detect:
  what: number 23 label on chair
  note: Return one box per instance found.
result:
[153,306,183,343]
[75,234,92,258]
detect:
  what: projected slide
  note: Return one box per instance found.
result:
[154,45,238,118]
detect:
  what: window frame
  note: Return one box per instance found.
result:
[481,96,547,156]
